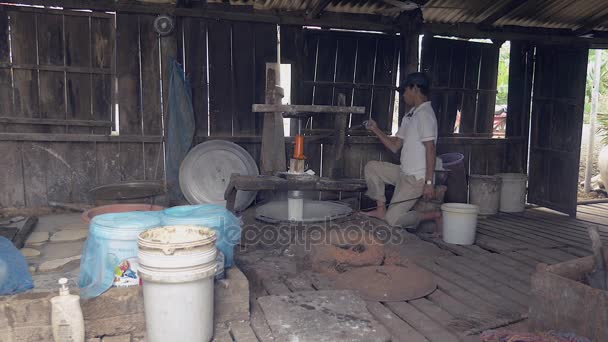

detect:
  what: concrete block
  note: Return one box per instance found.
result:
[102,334,132,342]
[82,287,144,321]
[84,313,145,339]
[258,290,391,342]
[0,292,54,329]
[214,267,250,323]
[0,325,53,342]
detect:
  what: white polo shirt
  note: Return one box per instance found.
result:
[395,101,438,180]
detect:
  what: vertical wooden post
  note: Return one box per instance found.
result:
[260,66,286,175]
[329,93,347,178]
[397,9,422,122]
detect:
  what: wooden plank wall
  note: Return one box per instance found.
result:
[187,18,278,163]
[0,7,166,208]
[0,6,525,208]
[421,36,500,136]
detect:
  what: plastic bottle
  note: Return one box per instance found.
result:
[51,278,85,342]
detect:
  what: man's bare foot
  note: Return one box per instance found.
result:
[361,208,386,220]
[432,213,443,238]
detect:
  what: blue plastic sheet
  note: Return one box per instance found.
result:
[78,212,161,299]
[166,59,195,203]
[160,205,242,267]
[0,237,34,295]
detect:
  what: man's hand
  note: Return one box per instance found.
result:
[423,184,434,200]
[365,119,378,131]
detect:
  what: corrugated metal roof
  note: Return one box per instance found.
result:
[423,0,608,31]
[208,0,608,32]
[208,0,407,17]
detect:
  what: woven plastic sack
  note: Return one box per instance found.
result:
[160,204,241,267]
[0,237,33,295]
[78,211,161,299]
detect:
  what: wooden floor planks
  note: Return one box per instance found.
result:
[238,204,605,342]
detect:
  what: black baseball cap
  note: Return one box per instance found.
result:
[396,72,430,93]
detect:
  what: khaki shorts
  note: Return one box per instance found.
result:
[364,161,424,227]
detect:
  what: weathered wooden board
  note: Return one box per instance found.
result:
[0,141,25,207]
[182,17,208,137]
[92,74,112,134]
[207,19,233,136]
[372,36,398,132]
[66,73,93,133]
[386,301,460,342]
[366,302,429,342]
[91,17,113,69]
[45,142,71,203]
[65,15,91,68]
[39,71,66,125]
[69,142,97,202]
[37,13,64,66]
[232,21,256,135]
[143,142,163,181]
[95,142,121,186]
[9,11,36,65]
[119,142,144,181]
[253,22,277,134]
[21,142,49,207]
[116,13,141,135]
[0,12,10,132]
[12,70,39,120]
[139,15,162,136]
[0,11,9,64]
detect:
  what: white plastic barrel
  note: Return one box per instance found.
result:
[497,173,528,213]
[468,175,502,215]
[441,203,479,245]
[138,225,218,342]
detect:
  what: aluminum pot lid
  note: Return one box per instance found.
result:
[179,140,259,211]
[89,181,165,200]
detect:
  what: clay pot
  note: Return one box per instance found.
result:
[81,204,164,223]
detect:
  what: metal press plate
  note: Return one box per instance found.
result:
[179,140,259,211]
[255,200,353,223]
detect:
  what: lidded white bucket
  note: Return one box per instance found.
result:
[497,173,528,213]
[469,175,502,215]
[138,225,217,342]
[441,203,479,245]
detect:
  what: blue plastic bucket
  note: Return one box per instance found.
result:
[78,211,161,298]
[160,204,241,267]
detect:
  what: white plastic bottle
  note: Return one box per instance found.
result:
[51,278,85,342]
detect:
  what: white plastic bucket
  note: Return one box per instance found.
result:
[468,175,502,215]
[138,225,218,342]
[441,203,479,245]
[497,173,528,213]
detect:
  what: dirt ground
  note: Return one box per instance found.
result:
[578,123,607,200]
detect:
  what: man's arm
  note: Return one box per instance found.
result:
[423,140,436,200]
[366,119,403,153]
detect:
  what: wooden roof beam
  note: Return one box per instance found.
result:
[478,0,528,28]
[574,8,608,36]
[306,0,332,19]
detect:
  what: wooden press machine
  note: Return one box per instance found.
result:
[224,90,370,213]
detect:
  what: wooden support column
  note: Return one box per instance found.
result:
[329,93,347,178]
[397,9,422,119]
[260,66,286,175]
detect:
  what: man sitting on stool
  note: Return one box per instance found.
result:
[362,72,442,235]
